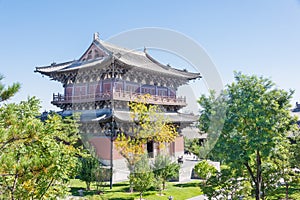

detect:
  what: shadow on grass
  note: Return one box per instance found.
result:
[143,190,157,196]
[101,191,156,200]
[173,182,199,188]
[70,187,83,196]
[111,182,130,187]
[104,186,130,193]
[70,187,101,196]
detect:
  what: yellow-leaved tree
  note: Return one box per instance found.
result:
[115,94,178,193]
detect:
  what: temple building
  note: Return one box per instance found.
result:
[35,33,201,181]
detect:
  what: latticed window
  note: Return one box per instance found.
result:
[65,87,73,100]
[169,89,176,97]
[74,85,86,96]
[126,84,139,93]
[158,88,168,96]
[115,82,123,91]
[88,84,96,94]
[142,87,155,95]
[103,82,111,92]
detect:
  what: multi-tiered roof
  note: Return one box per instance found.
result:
[35,33,201,125]
[35,33,200,84]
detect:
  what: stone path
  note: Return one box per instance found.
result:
[187,195,208,200]
[178,155,199,182]
[179,155,209,200]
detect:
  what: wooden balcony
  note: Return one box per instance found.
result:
[52,90,186,106]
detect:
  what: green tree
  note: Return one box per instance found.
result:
[78,156,100,190]
[197,90,227,160]
[290,133,300,171]
[153,175,164,196]
[0,74,20,102]
[77,155,109,193]
[152,155,180,190]
[202,165,252,199]
[0,97,81,199]
[198,72,298,200]
[194,160,217,185]
[130,155,154,200]
[184,137,201,157]
[267,137,300,199]
[93,163,109,194]
[115,94,178,192]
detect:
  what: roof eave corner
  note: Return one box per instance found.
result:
[34,67,43,74]
[191,74,202,80]
[34,69,49,77]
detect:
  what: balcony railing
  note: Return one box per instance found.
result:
[52,90,186,106]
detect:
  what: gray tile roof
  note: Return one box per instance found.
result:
[113,110,198,123]
[99,40,200,79]
[35,38,201,80]
[59,109,197,123]
[181,127,207,139]
[35,61,73,74]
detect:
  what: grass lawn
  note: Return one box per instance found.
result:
[69,179,203,200]
[69,179,300,200]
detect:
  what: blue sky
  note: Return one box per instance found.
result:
[1,0,300,111]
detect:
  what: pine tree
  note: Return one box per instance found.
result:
[0,74,20,102]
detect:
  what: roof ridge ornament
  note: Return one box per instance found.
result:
[93,32,100,41]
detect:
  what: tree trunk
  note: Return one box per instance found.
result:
[130,184,133,193]
[255,150,262,200]
[86,182,91,190]
[129,172,134,193]
[129,166,134,193]
[255,179,261,199]
[163,180,166,190]
[285,183,289,200]
[262,178,265,200]
[140,192,142,200]
[129,173,133,193]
